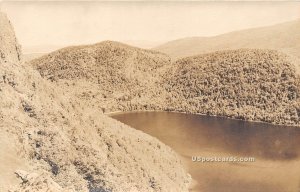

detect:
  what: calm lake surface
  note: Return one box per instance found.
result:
[110,111,300,192]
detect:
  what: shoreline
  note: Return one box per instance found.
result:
[107,109,300,128]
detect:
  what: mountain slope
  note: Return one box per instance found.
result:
[154,19,300,60]
[0,11,191,192]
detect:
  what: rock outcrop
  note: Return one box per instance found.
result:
[0,11,191,192]
[11,170,68,192]
[0,12,22,63]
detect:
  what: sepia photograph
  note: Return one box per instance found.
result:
[0,0,300,191]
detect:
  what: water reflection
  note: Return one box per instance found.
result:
[111,111,300,192]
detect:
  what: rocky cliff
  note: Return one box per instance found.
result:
[0,12,22,63]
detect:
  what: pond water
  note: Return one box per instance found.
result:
[110,111,300,192]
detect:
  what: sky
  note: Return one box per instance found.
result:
[1,1,300,53]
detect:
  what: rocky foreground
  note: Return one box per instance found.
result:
[0,11,191,192]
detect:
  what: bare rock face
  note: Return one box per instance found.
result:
[0,11,191,192]
[11,170,68,192]
[0,12,22,63]
[164,49,300,125]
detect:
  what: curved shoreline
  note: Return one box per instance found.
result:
[111,110,300,192]
[106,109,300,128]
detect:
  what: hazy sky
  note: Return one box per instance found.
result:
[1,1,300,53]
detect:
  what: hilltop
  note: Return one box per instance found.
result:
[163,49,300,125]
[31,41,172,112]
[154,19,300,60]
[31,41,169,82]
[0,11,191,192]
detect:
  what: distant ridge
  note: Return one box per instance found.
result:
[154,19,300,60]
